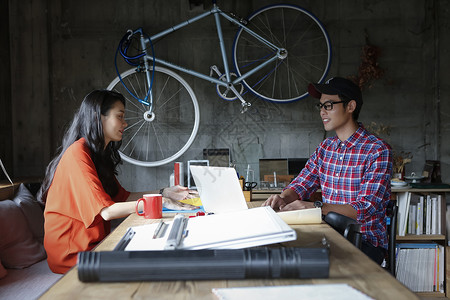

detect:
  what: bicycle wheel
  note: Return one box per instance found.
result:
[107,66,200,167]
[232,4,331,103]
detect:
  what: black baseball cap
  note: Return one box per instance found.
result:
[308,77,362,105]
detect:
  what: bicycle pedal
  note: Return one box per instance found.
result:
[240,102,251,114]
[209,65,222,77]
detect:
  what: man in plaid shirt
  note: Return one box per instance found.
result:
[263,77,393,264]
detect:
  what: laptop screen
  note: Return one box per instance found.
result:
[189,166,248,214]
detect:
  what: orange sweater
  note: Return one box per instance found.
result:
[44,138,130,273]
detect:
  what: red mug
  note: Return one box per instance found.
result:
[136,194,163,219]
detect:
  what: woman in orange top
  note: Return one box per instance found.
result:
[38,90,197,274]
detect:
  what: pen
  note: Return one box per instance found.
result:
[273,171,277,188]
[246,164,250,182]
[153,220,165,239]
[189,211,214,218]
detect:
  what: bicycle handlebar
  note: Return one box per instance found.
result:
[114,27,155,106]
[118,29,146,64]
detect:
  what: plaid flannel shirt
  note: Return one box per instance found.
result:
[287,125,392,249]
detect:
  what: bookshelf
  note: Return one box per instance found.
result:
[397,234,445,241]
[252,188,450,296]
[392,187,450,297]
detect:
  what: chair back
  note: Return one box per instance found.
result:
[324,212,362,249]
[386,200,398,276]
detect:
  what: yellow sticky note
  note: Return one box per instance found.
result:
[180,197,202,206]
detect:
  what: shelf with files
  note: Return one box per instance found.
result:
[392,188,450,297]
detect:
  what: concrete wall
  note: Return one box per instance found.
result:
[0,0,12,181]
[2,0,449,192]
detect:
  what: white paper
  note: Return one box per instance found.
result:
[212,284,374,300]
[277,208,322,225]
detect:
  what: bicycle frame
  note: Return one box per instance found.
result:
[135,3,284,107]
[110,2,331,167]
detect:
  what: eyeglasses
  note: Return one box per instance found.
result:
[315,100,346,111]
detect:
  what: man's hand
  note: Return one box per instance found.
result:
[262,194,287,210]
[162,185,198,201]
[279,200,315,211]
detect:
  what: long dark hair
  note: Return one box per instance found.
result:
[38,90,126,203]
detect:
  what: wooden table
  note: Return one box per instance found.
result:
[40,202,418,300]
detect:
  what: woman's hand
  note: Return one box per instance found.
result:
[162,185,198,201]
[162,197,199,211]
[161,185,199,210]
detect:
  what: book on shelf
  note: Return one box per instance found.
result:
[396,192,442,236]
[430,194,442,235]
[397,192,411,236]
[425,195,431,235]
[408,203,416,235]
[395,243,444,293]
[416,195,424,235]
[438,195,442,234]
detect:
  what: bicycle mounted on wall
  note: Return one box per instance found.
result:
[108,1,331,167]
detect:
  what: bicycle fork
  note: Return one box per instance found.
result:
[139,32,154,111]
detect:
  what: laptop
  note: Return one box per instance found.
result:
[189,166,248,214]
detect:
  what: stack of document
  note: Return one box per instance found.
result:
[124,206,296,251]
[277,208,322,225]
